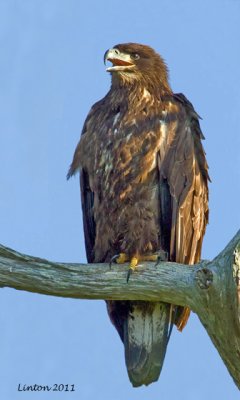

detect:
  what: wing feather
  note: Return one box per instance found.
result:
[80,169,95,263]
[160,94,209,330]
[67,102,103,263]
[161,93,209,266]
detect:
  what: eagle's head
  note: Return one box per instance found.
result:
[104,43,171,93]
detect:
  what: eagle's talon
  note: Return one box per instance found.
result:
[109,254,120,270]
[126,256,139,283]
[126,268,133,283]
[154,250,169,266]
[154,255,161,267]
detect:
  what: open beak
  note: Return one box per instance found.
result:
[104,48,134,72]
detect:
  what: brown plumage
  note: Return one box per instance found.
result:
[68,43,209,387]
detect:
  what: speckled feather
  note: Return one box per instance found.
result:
[68,90,208,265]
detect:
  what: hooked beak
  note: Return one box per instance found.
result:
[104,48,134,72]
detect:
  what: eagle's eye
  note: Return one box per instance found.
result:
[131,53,140,60]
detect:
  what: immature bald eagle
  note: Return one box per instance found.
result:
[68,43,209,387]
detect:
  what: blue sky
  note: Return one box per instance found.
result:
[0,1,239,399]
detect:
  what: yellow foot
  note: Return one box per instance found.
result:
[127,256,139,283]
[116,253,129,264]
[109,253,129,270]
[110,252,163,281]
[130,256,138,270]
[126,253,164,282]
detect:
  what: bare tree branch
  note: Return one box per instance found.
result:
[0,230,239,388]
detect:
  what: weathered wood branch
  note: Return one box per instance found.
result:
[0,231,240,388]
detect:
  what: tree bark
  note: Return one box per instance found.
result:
[0,231,239,388]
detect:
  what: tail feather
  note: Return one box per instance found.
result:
[124,301,171,387]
